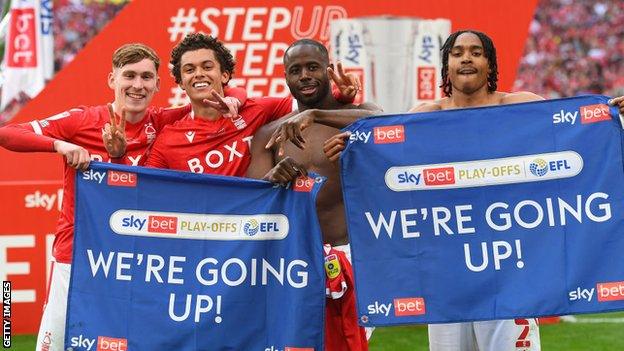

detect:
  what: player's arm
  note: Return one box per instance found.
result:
[0,110,91,170]
[265,102,382,156]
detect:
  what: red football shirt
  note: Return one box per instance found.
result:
[324,245,369,351]
[145,96,294,175]
[4,104,189,263]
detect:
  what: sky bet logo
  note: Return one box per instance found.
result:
[552,103,611,125]
[121,214,178,234]
[368,297,426,317]
[82,170,137,187]
[397,171,422,185]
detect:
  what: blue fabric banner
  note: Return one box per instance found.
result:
[341,95,624,326]
[66,163,325,351]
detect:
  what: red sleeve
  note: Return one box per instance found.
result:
[256,96,295,123]
[152,105,191,132]
[332,85,356,104]
[144,133,169,169]
[324,245,349,299]
[0,108,84,152]
[224,86,248,106]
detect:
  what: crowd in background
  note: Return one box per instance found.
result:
[1,0,624,122]
[513,0,624,97]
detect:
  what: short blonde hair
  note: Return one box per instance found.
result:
[112,43,160,71]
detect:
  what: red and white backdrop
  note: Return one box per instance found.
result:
[0,0,540,333]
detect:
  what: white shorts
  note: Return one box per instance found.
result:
[333,243,375,341]
[36,261,71,351]
[428,319,540,351]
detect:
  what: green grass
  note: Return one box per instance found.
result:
[8,314,624,350]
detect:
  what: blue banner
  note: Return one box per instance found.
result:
[66,163,325,351]
[341,95,624,326]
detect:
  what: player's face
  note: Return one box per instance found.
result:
[178,48,229,104]
[108,58,160,114]
[284,45,330,107]
[446,32,491,95]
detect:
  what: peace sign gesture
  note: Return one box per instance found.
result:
[103,103,127,158]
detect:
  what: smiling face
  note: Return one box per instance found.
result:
[178,48,230,103]
[284,44,331,108]
[108,58,160,115]
[446,32,491,95]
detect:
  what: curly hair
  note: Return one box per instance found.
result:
[440,30,498,96]
[170,33,235,85]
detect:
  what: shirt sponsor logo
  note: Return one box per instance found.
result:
[110,210,289,241]
[385,151,583,191]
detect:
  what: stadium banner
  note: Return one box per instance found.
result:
[66,162,325,350]
[341,95,624,326]
[1,0,53,110]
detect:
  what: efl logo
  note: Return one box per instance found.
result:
[97,336,127,351]
[394,297,426,316]
[148,215,178,234]
[107,170,137,187]
[423,167,455,185]
[597,281,624,302]
[417,67,436,100]
[7,8,37,67]
[344,67,364,105]
[580,104,611,124]
[373,125,405,144]
[293,176,314,192]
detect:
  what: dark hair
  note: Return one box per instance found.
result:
[112,43,160,71]
[170,33,235,85]
[284,39,329,65]
[440,30,498,96]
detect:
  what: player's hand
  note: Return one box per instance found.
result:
[329,61,360,101]
[54,140,91,171]
[323,131,351,162]
[262,156,307,185]
[265,110,315,156]
[609,96,624,115]
[202,90,241,118]
[103,103,127,158]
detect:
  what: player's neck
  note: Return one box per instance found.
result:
[298,94,342,112]
[449,87,493,108]
[191,104,221,121]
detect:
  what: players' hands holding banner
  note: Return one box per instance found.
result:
[53,140,91,171]
[608,96,624,115]
[323,131,351,162]
[202,90,241,118]
[103,103,127,158]
[262,156,307,185]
